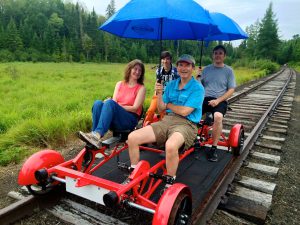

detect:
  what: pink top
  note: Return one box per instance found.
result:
[116,82,143,116]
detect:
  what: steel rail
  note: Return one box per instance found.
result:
[0,192,62,225]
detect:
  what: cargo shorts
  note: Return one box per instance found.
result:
[150,114,198,149]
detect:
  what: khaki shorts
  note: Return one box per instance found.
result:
[150,115,198,149]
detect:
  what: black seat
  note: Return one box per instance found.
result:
[112,129,132,141]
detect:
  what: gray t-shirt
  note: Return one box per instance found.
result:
[201,64,236,98]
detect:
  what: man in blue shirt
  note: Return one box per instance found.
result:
[126,54,204,187]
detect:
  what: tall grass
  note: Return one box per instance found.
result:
[0,62,262,165]
[234,67,268,84]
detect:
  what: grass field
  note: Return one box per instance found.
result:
[0,62,265,165]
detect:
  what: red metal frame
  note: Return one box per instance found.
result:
[18,118,243,224]
[196,120,232,150]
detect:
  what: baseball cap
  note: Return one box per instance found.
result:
[176,54,195,66]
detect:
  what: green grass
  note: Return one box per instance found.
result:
[0,62,263,166]
[234,67,268,84]
[293,65,300,73]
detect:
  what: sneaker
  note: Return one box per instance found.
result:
[121,177,131,185]
[207,146,218,162]
[78,131,102,149]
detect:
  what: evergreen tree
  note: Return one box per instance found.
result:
[106,0,116,18]
[244,20,260,59]
[6,18,23,52]
[257,2,280,61]
[82,33,93,60]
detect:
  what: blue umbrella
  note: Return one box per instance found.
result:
[100,0,219,40]
[198,12,248,67]
[205,12,248,41]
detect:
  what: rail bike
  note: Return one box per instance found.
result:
[18,112,244,225]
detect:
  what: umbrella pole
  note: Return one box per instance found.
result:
[196,40,204,80]
[199,40,204,68]
[157,18,163,82]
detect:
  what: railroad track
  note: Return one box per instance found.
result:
[0,67,296,225]
[206,67,296,224]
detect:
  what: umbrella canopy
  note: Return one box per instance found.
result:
[198,12,248,67]
[99,0,219,40]
[205,12,248,41]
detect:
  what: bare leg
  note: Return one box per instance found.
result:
[165,132,185,177]
[127,126,156,165]
[212,112,223,146]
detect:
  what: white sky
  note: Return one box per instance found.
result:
[74,0,299,42]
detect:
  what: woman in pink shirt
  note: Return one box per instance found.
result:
[78,59,146,148]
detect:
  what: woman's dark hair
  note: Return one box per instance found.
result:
[124,59,145,84]
[213,45,227,55]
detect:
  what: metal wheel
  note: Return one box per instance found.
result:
[153,184,192,225]
[232,129,244,156]
[168,192,192,225]
[26,183,54,196]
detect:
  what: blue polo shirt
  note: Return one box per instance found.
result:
[163,77,204,123]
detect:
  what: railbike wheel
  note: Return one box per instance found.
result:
[232,129,244,156]
[168,192,192,225]
[153,184,192,225]
[26,183,54,196]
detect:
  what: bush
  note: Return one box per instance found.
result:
[201,56,212,67]
[0,49,15,62]
[250,59,279,74]
[15,50,30,61]
[232,58,249,68]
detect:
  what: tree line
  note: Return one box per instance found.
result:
[0,0,299,66]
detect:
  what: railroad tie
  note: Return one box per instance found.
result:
[237,176,276,194]
[250,151,281,164]
[222,186,272,224]
[246,162,279,176]
[255,141,282,151]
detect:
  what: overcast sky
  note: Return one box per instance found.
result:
[74,0,299,42]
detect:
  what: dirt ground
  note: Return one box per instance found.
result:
[0,71,299,224]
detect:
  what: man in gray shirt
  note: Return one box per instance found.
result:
[201,45,236,162]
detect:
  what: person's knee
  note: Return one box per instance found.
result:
[128,131,139,146]
[102,99,118,112]
[165,141,179,157]
[104,99,115,106]
[214,112,223,124]
[93,100,103,108]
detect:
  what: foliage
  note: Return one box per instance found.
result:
[106,0,116,18]
[234,58,279,75]
[234,67,267,84]
[256,3,280,61]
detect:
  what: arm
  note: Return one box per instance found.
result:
[156,82,166,112]
[208,88,235,107]
[122,86,146,113]
[166,103,194,117]
[112,81,122,101]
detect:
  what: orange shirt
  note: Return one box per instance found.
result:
[116,82,143,116]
